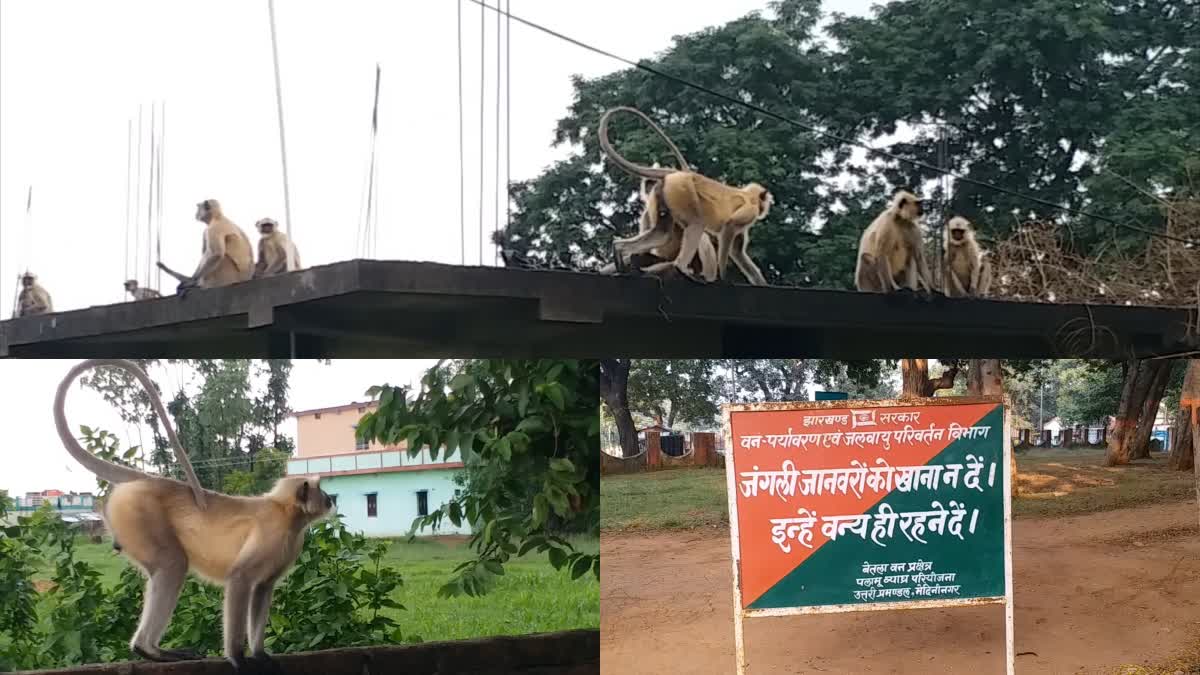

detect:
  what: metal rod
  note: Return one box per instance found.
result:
[267,0,294,235]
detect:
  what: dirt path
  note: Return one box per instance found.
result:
[601,502,1200,674]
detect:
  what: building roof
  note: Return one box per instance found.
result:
[0,259,1193,358]
[292,400,378,418]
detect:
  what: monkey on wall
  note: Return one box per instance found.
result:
[56,359,332,672]
[854,189,934,293]
[14,271,52,317]
[598,174,720,280]
[942,216,992,297]
[252,218,302,278]
[124,279,162,301]
[157,199,254,294]
[598,106,771,286]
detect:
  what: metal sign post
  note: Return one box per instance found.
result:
[723,396,1014,675]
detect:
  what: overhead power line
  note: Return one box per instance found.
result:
[466,0,1196,247]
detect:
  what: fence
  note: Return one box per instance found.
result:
[600,430,724,475]
[1013,426,1107,449]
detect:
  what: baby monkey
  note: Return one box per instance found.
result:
[124,279,162,301]
[14,271,52,317]
[252,218,302,278]
[56,359,333,672]
[942,216,992,297]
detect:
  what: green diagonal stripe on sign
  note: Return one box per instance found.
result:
[748,405,1005,610]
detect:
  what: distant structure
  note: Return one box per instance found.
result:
[287,401,470,537]
[10,489,104,531]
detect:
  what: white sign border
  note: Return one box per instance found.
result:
[722,396,1014,675]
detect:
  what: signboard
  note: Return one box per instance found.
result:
[813,391,849,401]
[723,397,1013,675]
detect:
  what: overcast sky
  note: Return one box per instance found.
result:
[0,359,435,496]
[0,0,882,317]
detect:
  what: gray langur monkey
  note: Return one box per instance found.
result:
[599,106,771,286]
[942,216,993,297]
[157,199,254,294]
[252,218,301,278]
[598,174,720,280]
[56,359,332,672]
[124,279,162,301]
[14,271,52,317]
[854,190,934,293]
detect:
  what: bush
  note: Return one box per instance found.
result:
[0,508,405,671]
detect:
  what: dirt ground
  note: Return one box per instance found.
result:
[601,501,1200,674]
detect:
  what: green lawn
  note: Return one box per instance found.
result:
[600,448,1196,532]
[36,535,599,642]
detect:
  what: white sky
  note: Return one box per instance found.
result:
[0,0,882,316]
[0,359,435,496]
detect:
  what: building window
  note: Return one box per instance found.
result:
[353,424,369,450]
[366,493,378,518]
[314,413,322,419]
[358,407,366,413]
[416,490,429,517]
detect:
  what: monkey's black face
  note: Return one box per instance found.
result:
[21,278,33,288]
[950,228,966,242]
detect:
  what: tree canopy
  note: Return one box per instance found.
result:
[498,0,1199,284]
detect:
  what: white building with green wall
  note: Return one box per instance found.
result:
[288,401,472,537]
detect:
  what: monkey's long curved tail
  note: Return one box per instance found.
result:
[55,359,209,510]
[156,262,189,283]
[598,106,689,181]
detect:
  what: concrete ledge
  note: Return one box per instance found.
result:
[17,628,599,675]
[0,259,1193,358]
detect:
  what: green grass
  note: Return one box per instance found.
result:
[600,448,1197,532]
[601,467,728,531]
[1013,447,1196,518]
[35,535,599,642]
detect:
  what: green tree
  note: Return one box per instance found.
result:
[497,0,838,286]
[825,0,1200,250]
[626,360,721,428]
[356,360,599,597]
[80,360,296,492]
[729,360,892,402]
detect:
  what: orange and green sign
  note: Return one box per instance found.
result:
[725,399,1008,612]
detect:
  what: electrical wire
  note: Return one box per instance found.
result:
[494,0,501,267]
[478,0,486,266]
[134,105,143,285]
[124,119,132,286]
[147,105,156,287]
[504,0,511,267]
[157,102,165,293]
[457,0,466,265]
[465,0,1197,247]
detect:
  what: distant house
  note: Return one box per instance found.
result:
[286,401,470,537]
[14,489,96,511]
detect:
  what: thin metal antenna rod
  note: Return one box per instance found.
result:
[267,0,294,235]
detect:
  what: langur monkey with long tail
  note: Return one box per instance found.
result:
[157,199,254,294]
[598,175,719,279]
[854,189,934,293]
[124,280,162,301]
[14,271,52,317]
[599,106,771,285]
[252,218,302,278]
[56,359,333,672]
[942,216,992,297]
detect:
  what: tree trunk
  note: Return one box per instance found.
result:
[1129,363,1171,460]
[966,360,1014,497]
[1167,407,1194,471]
[1106,359,1171,466]
[901,359,960,398]
[600,359,638,458]
[1176,359,1200,529]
